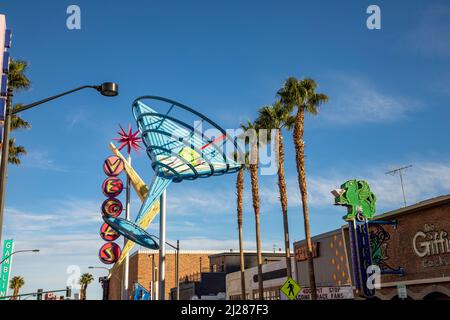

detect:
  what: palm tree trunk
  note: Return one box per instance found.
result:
[84,285,88,300]
[250,143,264,300]
[81,284,86,300]
[293,109,317,300]
[13,287,19,300]
[276,129,292,278]
[236,168,246,300]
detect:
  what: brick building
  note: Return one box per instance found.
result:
[355,194,450,299]
[108,250,217,300]
[292,194,450,300]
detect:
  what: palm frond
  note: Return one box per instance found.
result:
[11,111,31,131]
[8,59,31,91]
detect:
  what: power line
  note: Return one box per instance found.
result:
[386,165,412,207]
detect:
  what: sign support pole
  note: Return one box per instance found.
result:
[122,155,131,300]
[159,190,166,300]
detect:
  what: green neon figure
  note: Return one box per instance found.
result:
[333,179,376,221]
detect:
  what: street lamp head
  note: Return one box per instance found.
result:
[32,249,40,252]
[97,82,119,97]
[88,266,94,269]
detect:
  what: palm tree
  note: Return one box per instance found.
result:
[232,151,250,300]
[6,59,32,165]
[240,121,264,300]
[79,273,94,300]
[256,101,295,278]
[278,77,328,300]
[9,276,25,300]
[8,108,31,165]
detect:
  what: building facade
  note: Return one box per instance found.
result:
[292,194,450,300]
[351,195,450,300]
[108,250,216,300]
[209,251,286,273]
[294,229,354,300]
[226,257,296,300]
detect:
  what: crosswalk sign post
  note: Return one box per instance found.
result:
[280,277,301,300]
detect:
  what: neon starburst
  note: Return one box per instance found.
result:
[113,124,142,154]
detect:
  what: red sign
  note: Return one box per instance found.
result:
[295,243,319,262]
[103,156,124,177]
[100,223,120,242]
[99,242,121,264]
[101,198,123,217]
[102,177,123,198]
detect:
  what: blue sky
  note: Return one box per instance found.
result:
[1,0,450,299]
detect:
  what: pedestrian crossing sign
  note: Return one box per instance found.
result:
[280,277,301,300]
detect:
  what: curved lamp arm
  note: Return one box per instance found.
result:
[9,82,119,115]
[0,249,39,265]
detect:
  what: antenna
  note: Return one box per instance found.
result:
[386,165,412,207]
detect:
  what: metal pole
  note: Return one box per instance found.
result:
[176,240,180,300]
[159,190,166,300]
[151,254,155,300]
[123,154,131,300]
[399,170,407,207]
[0,87,13,246]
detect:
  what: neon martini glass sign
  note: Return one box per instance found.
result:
[104,96,242,247]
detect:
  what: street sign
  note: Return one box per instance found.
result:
[0,239,14,299]
[133,283,150,300]
[280,277,301,300]
[397,284,407,299]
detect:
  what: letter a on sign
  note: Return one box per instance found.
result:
[366,5,381,30]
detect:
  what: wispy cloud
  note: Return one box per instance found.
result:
[66,108,88,129]
[322,75,415,125]
[3,198,102,236]
[409,3,450,56]
[259,160,450,212]
[21,150,67,172]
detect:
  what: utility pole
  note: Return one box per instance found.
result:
[123,154,131,300]
[386,165,412,207]
[159,190,166,300]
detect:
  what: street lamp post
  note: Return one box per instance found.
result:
[176,240,180,300]
[150,237,180,300]
[0,82,119,246]
[0,249,39,265]
[89,266,121,301]
[88,266,121,281]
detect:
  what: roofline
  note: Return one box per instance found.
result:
[370,194,450,220]
[208,252,290,258]
[294,194,450,243]
[293,228,342,246]
[131,250,291,258]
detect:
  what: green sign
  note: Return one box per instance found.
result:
[0,239,14,299]
[332,179,376,221]
[280,277,301,300]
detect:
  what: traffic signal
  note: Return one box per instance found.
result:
[36,289,43,300]
[66,286,72,298]
[99,276,109,300]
